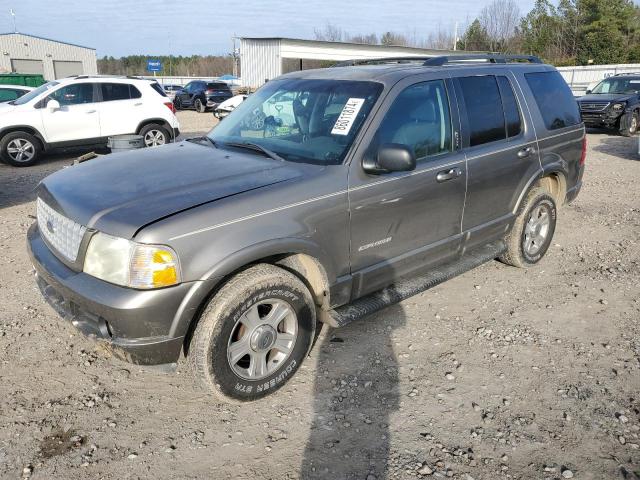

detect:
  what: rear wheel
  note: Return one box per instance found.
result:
[189,264,316,402]
[194,97,206,113]
[619,111,638,136]
[0,131,42,167]
[499,187,557,268]
[139,123,170,147]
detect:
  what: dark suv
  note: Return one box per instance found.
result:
[577,73,640,136]
[27,54,585,402]
[173,80,233,113]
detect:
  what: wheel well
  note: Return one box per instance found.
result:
[0,127,45,149]
[536,173,567,205]
[136,119,172,135]
[182,252,330,357]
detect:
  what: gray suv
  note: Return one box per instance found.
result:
[27,54,585,401]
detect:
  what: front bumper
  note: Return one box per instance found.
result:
[581,111,620,127]
[27,223,195,365]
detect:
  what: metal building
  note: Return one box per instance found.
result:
[0,33,97,81]
[240,37,459,88]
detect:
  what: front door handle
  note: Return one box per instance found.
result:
[436,167,462,183]
[517,146,535,158]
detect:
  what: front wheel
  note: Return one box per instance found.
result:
[0,131,42,167]
[499,188,557,268]
[189,264,316,402]
[619,111,638,137]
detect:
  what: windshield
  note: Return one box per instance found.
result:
[208,78,383,165]
[11,81,60,105]
[591,77,640,94]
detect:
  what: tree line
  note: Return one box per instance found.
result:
[314,0,640,65]
[98,55,235,77]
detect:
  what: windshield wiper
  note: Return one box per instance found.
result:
[186,136,217,148]
[224,142,285,162]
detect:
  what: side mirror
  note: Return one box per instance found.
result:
[585,89,592,94]
[47,99,61,111]
[363,143,416,174]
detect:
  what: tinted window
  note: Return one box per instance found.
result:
[525,71,580,130]
[497,76,522,138]
[151,82,167,97]
[0,89,20,101]
[50,83,94,105]
[101,83,141,101]
[459,76,505,147]
[207,82,230,90]
[376,80,452,159]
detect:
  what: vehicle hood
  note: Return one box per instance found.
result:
[577,93,635,103]
[38,141,308,239]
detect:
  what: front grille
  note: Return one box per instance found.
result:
[36,198,86,262]
[579,102,609,111]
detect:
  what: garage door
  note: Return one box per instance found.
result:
[11,59,44,75]
[53,61,83,79]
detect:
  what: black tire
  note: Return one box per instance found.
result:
[139,123,171,147]
[189,264,316,402]
[619,111,638,137]
[499,187,557,268]
[173,97,182,110]
[0,131,42,167]
[194,97,206,113]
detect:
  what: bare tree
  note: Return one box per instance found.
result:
[479,0,521,51]
[313,23,345,42]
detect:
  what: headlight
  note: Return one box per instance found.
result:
[83,232,180,289]
[612,102,626,110]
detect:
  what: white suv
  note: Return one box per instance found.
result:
[0,76,180,167]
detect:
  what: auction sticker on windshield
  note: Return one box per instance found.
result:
[331,98,366,135]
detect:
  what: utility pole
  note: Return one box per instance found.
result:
[232,35,238,77]
[453,22,458,51]
[10,9,17,33]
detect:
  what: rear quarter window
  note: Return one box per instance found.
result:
[150,82,168,97]
[525,71,581,131]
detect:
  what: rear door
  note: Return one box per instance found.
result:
[453,71,541,249]
[348,75,467,299]
[40,82,101,143]
[96,82,143,136]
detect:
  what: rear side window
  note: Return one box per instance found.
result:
[497,76,522,138]
[459,76,505,146]
[525,71,580,130]
[150,82,168,97]
[101,83,141,101]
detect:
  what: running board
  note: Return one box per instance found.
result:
[326,240,506,328]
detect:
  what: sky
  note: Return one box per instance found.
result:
[1,0,537,57]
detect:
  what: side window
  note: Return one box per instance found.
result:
[0,89,19,101]
[525,71,581,130]
[49,83,94,106]
[497,76,522,138]
[101,83,131,101]
[375,80,452,160]
[183,82,192,92]
[459,76,505,147]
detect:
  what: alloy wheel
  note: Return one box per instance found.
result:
[523,204,551,256]
[6,138,35,163]
[143,130,166,147]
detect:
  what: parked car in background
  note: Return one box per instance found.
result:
[27,54,585,402]
[174,80,233,113]
[162,84,182,101]
[213,94,247,119]
[0,75,179,167]
[0,84,33,102]
[577,73,640,136]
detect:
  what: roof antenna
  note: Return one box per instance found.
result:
[10,8,17,33]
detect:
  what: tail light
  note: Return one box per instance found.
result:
[580,135,587,166]
[206,89,214,94]
[164,102,176,114]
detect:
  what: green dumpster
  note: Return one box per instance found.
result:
[0,73,46,87]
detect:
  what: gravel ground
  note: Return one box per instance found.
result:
[0,114,639,480]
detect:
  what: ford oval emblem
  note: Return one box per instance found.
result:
[46,219,55,234]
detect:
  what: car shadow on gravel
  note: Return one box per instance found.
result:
[300,304,406,479]
[589,133,640,161]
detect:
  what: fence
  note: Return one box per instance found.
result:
[557,64,640,95]
[142,76,242,87]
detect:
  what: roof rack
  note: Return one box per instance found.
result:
[422,54,543,66]
[613,72,640,76]
[335,54,543,68]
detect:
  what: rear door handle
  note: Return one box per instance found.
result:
[517,146,535,158]
[436,167,462,183]
[86,109,97,114]
[134,102,143,106]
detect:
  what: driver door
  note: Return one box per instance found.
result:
[40,82,101,143]
[348,77,467,299]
